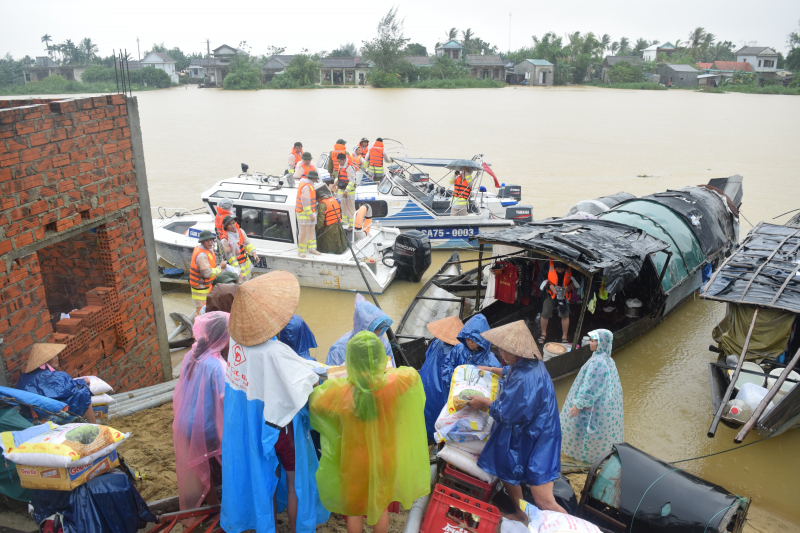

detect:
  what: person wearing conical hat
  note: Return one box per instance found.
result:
[466,320,565,519]
[16,343,96,423]
[419,315,464,440]
[440,314,501,387]
[221,271,329,533]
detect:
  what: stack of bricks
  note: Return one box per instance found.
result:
[0,95,167,391]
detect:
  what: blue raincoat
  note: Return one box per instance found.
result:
[419,339,455,439]
[326,294,395,367]
[280,315,318,361]
[16,368,91,418]
[477,358,561,486]
[441,314,500,385]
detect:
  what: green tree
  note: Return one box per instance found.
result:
[437,27,459,47]
[607,60,645,83]
[599,34,611,53]
[633,38,650,56]
[284,54,322,86]
[0,54,24,86]
[788,20,800,49]
[687,27,707,58]
[80,38,98,63]
[128,66,171,88]
[81,65,117,83]
[41,34,53,59]
[404,43,427,56]
[328,42,358,57]
[610,42,619,55]
[361,7,409,74]
[222,55,262,89]
[618,37,630,55]
[786,48,800,72]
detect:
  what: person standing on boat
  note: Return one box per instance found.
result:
[287,142,303,175]
[440,314,501,386]
[314,183,347,255]
[214,197,236,238]
[296,171,321,257]
[294,152,317,181]
[449,168,473,217]
[190,230,227,315]
[467,320,565,519]
[559,329,623,465]
[327,139,350,176]
[539,260,579,345]
[366,138,392,180]
[419,316,464,439]
[220,215,258,282]
[354,137,369,162]
[335,152,357,228]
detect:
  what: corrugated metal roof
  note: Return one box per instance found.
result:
[466,54,505,66]
[603,56,642,66]
[523,59,553,66]
[735,46,777,56]
[404,56,434,67]
[437,40,463,49]
[663,64,698,72]
[320,57,357,68]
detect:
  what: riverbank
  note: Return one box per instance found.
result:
[0,77,166,96]
[584,80,800,95]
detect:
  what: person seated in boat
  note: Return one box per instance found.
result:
[296,170,322,257]
[419,316,464,440]
[539,260,580,344]
[294,151,317,181]
[220,215,259,283]
[314,183,347,255]
[17,343,96,423]
[326,293,395,367]
[287,142,303,175]
[335,152,357,228]
[214,197,236,238]
[467,320,566,519]
[441,314,501,385]
[449,168,474,217]
[353,204,373,238]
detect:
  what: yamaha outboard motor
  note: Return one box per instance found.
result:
[497,183,522,200]
[506,204,533,224]
[392,230,432,282]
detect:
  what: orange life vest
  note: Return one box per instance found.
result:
[331,143,346,174]
[296,162,314,179]
[368,141,384,167]
[214,207,235,240]
[295,181,317,213]
[338,161,352,186]
[547,259,572,299]
[322,197,342,226]
[354,206,372,235]
[227,226,248,266]
[290,148,302,166]
[453,173,472,199]
[189,246,217,290]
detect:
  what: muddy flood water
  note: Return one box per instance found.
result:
[128,85,800,527]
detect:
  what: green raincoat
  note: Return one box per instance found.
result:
[315,187,347,255]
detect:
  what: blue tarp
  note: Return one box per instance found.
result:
[0,385,71,422]
[280,315,319,361]
[419,339,455,439]
[16,369,92,419]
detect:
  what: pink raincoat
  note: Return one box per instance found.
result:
[172,311,230,510]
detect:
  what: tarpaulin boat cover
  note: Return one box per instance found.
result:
[566,193,636,217]
[607,443,746,533]
[601,200,706,292]
[702,223,800,314]
[477,219,669,296]
[31,470,155,533]
[712,303,794,360]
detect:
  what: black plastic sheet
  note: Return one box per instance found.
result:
[477,219,669,295]
[596,192,636,209]
[32,470,155,533]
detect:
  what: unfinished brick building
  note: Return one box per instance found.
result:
[0,94,170,391]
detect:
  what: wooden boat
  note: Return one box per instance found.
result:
[701,222,800,441]
[399,178,743,379]
[432,266,487,299]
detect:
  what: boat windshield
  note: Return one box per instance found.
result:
[378,176,393,195]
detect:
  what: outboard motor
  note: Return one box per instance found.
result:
[506,204,533,224]
[497,183,522,200]
[392,230,432,282]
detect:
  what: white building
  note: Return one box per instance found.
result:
[642,42,677,62]
[141,51,178,83]
[734,46,779,73]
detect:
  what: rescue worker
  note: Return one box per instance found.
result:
[294,152,317,181]
[190,230,227,315]
[354,137,369,162]
[220,214,259,282]
[296,170,321,257]
[539,260,580,344]
[366,138,392,180]
[214,197,235,238]
[336,152,357,227]
[449,168,473,217]
[327,139,349,177]
[353,204,372,237]
[314,183,347,254]
[287,142,303,175]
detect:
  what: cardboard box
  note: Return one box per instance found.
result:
[17,449,119,491]
[92,403,110,419]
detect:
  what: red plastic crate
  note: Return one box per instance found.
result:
[421,484,501,533]
[440,463,496,502]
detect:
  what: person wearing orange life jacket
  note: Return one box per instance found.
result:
[327,139,350,176]
[353,137,370,178]
[353,204,373,237]
[448,167,474,217]
[366,138,392,180]
[294,152,317,182]
[296,170,321,257]
[190,231,227,314]
[214,197,236,238]
[314,183,347,254]
[287,142,303,175]
[220,215,259,282]
[335,152,357,227]
[539,260,580,344]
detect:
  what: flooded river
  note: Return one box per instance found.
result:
[136,86,800,526]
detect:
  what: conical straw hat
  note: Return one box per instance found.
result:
[229,271,300,346]
[480,320,542,360]
[427,316,464,346]
[26,343,67,373]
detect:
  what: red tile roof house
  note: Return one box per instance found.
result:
[712,61,753,72]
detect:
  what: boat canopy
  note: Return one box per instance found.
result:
[702,223,800,314]
[601,200,706,292]
[476,219,669,295]
[393,157,474,168]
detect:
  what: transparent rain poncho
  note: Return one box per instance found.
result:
[326,294,394,367]
[173,311,229,510]
[310,331,429,524]
[560,329,624,464]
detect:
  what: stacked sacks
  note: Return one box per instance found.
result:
[79,375,115,419]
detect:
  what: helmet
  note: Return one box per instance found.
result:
[307,170,319,180]
[198,230,216,242]
[360,137,369,143]
[302,152,313,161]
[222,215,237,227]
[336,138,346,145]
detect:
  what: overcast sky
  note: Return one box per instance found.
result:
[2,0,797,60]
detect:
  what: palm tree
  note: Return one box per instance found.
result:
[611,42,619,55]
[599,34,611,53]
[41,34,52,51]
[688,27,706,53]
[618,37,630,55]
[634,38,649,56]
[462,28,474,53]
[445,27,458,42]
[80,38,98,63]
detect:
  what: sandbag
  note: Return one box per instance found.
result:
[78,376,113,395]
[91,394,115,406]
[520,500,600,533]
[437,444,495,484]
[4,423,128,468]
[434,402,494,442]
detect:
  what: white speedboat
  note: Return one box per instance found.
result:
[153,174,432,294]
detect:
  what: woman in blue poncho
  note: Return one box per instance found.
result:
[467,320,565,520]
[17,343,95,423]
[280,315,318,361]
[418,316,464,440]
[326,294,394,367]
[440,314,500,386]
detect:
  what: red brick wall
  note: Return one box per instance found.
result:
[0,95,165,391]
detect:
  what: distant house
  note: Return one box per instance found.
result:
[465,54,505,80]
[696,62,713,71]
[513,59,554,86]
[712,61,753,72]
[642,42,677,62]
[435,40,464,61]
[404,56,435,68]
[656,64,698,87]
[187,65,205,79]
[188,44,247,87]
[601,56,643,83]
[141,51,178,84]
[262,55,295,82]
[735,46,779,73]
[23,56,88,84]
[318,57,372,85]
